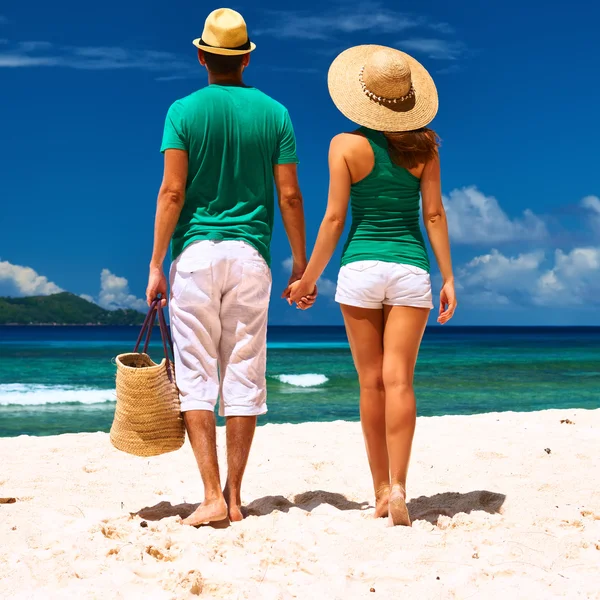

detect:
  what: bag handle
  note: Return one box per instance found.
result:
[133,299,159,354]
[157,302,175,383]
[133,296,175,383]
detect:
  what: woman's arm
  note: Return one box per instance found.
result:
[421,155,457,323]
[287,135,352,304]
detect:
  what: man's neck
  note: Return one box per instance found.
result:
[208,72,245,86]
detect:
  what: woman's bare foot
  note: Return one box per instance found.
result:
[388,484,411,527]
[182,498,228,527]
[224,485,244,522]
[374,484,390,518]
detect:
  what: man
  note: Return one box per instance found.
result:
[146,8,314,526]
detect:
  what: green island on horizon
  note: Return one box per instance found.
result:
[0,293,145,326]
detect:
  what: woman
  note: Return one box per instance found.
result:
[288,45,456,526]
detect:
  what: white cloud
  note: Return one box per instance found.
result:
[535,248,600,306]
[436,64,462,75]
[316,277,336,298]
[18,41,52,52]
[0,260,63,296]
[582,195,600,233]
[97,269,146,312]
[256,4,448,40]
[155,73,197,82]
[399,38,465,60]
[0,41,195,78]
[457,247,600,307]
[582,195,600,213]
[444,186,548,244]
[462,249,545,282]
[429,22,455,35]
[457,249,544,305]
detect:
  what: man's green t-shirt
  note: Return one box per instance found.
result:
[161,84,299,266]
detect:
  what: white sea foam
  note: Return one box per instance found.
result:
[275,374,329,388]
[0,384,115,406]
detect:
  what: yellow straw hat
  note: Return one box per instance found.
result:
[328,45,438,132]
[193,8,256,56]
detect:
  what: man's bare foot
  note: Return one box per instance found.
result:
[388,484,411,527]
[374,484,390,518]
[182,499,228,527]
[223,484,244,522]
[228,504,244,522]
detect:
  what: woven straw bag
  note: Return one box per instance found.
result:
[111,299,185,456]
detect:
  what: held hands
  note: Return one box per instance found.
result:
[281,263,318,310]
[286,279,318,310]
[438,279,457,324]
[146,265,168,307]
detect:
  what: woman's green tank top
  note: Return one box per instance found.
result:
[341,127,430,273]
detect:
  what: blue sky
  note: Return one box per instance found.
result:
[1,0,599,325]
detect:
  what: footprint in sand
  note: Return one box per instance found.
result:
[100,524,128,540]
[560,519,585,530]
[145,543,177,562]
[170,570,204,596]
[83,464,103,473]
[475,451,508,460]
[311,461,333,471]
[581,510,600,521]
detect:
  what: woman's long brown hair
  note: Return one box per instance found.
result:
[384,128,440,170]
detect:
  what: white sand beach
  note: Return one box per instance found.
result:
[1,409,599,599]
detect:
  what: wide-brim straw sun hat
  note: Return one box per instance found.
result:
[328,45,438,132]
[193,8,256,56]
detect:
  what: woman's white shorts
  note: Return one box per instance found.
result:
[335,261,433,310]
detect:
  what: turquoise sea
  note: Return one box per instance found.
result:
[0,326,599,437]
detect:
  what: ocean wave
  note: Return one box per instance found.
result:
[274,374,329,388]
[0,384,115,406]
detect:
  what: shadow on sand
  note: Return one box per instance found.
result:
[407,490,506,524]
[245,490,370,516]
[135,489,506,526]
[137,501,198,521]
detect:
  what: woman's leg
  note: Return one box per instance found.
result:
[382,305,429,525]
[340,304,390,517]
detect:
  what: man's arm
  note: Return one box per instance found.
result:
[274,163,307,283]
[146,149,188,306]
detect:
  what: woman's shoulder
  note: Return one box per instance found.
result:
[330,130,371,154]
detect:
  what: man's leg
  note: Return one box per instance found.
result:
[223,416,257,522]
[219,245,271,521]
[182,411,228,525]
[169,243,227,526]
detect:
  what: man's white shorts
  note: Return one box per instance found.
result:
[169,240,271,416]
[335,260,434,310]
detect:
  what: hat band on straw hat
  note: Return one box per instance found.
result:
[358,66,416,105]
[197,37,252,52]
